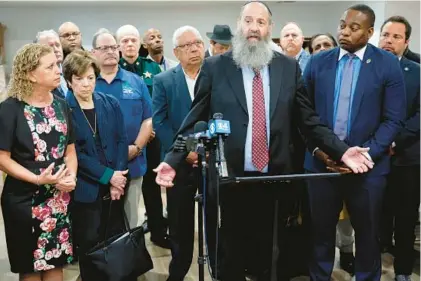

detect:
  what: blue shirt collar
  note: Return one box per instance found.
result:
[97,66,126,82]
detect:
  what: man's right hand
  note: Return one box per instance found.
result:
[314,149,352,174]
[154,162,176,188]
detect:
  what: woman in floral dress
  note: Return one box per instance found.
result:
[0,43,77,281]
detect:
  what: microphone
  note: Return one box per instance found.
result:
[208,113,231,178]
[173,121,210,152]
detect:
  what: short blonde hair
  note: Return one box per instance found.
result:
[8,43,53,101]
[62,49,100,87]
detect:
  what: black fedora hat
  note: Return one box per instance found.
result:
[206,25,233,45]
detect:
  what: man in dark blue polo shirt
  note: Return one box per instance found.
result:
[92,29,154,236]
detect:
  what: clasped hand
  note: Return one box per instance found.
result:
[37,163,76,193]
[109,170,129,200]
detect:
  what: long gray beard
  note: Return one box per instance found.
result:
[232,32,274,69]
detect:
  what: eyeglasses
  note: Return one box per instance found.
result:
[380,33,405,42]
[59,31,81,39]
[176,40,203,50]
[94,45,120,52]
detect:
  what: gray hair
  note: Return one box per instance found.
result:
[172,26,203,48]
[92,28,115,48]
[34,29,59,43]
[281,22,303,36]
[116,25,140,43]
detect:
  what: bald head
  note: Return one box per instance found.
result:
[280,22,304,57]
[240,1,272,24]
[143,28,164,55]
[58,22,82,54]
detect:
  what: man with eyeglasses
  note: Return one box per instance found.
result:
[378,16,420,281]
[152,25,221,281]
[92,29,153,238]
[58,22,83,60]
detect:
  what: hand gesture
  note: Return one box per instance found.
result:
[56,174,76,192]
[37,163,68,185]
[154,162,176,188]
[341,147,374,174]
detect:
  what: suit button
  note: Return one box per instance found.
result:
[243,123,247,127]
[103,144,107,149]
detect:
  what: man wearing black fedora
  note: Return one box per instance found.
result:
[205,24,233,58]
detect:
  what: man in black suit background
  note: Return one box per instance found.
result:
[155,1,374,280]
[205,24,233,58]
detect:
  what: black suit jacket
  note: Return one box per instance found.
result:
[164,51,348,177]
[404,48,420,64]
[205,49,211,58]
[393,57,420,166]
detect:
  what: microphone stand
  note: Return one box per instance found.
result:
[195,142,207,281]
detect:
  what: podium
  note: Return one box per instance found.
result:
[195,167,342,281]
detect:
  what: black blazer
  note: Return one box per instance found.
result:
[205,50,211,58]
[164,51,348,177]
[393,57,420,166]
[404,48,420,64]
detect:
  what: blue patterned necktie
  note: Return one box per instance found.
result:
[334,53,356,140]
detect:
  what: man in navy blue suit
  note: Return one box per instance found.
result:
[378,16,420,281]
[303,4,406,281]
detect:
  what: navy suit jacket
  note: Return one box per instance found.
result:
[66,91,129,203]
[393,57,420,166]
[152,64,193,158]
[304,44,406,176]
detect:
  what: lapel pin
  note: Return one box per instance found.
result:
[123,62,127,66]
[366,58,371,64]
[136,62,139,65]
[404,67,409,71]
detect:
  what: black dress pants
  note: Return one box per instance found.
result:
[381,165,420,275]
[143,137,166,238]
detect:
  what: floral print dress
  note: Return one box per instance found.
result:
[23,99,74,272]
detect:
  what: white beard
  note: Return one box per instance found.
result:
[232,29,274,69]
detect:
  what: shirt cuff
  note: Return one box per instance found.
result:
[392,142,396,148]
[99,167,114,185]
[312,147,319,156]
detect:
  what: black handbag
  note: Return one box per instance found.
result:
[85,200,153,280]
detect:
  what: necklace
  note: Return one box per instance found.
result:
[81,108,97,138]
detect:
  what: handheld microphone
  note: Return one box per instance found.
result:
[209,113,231,178]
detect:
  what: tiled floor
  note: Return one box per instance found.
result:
[0,175,419,281]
